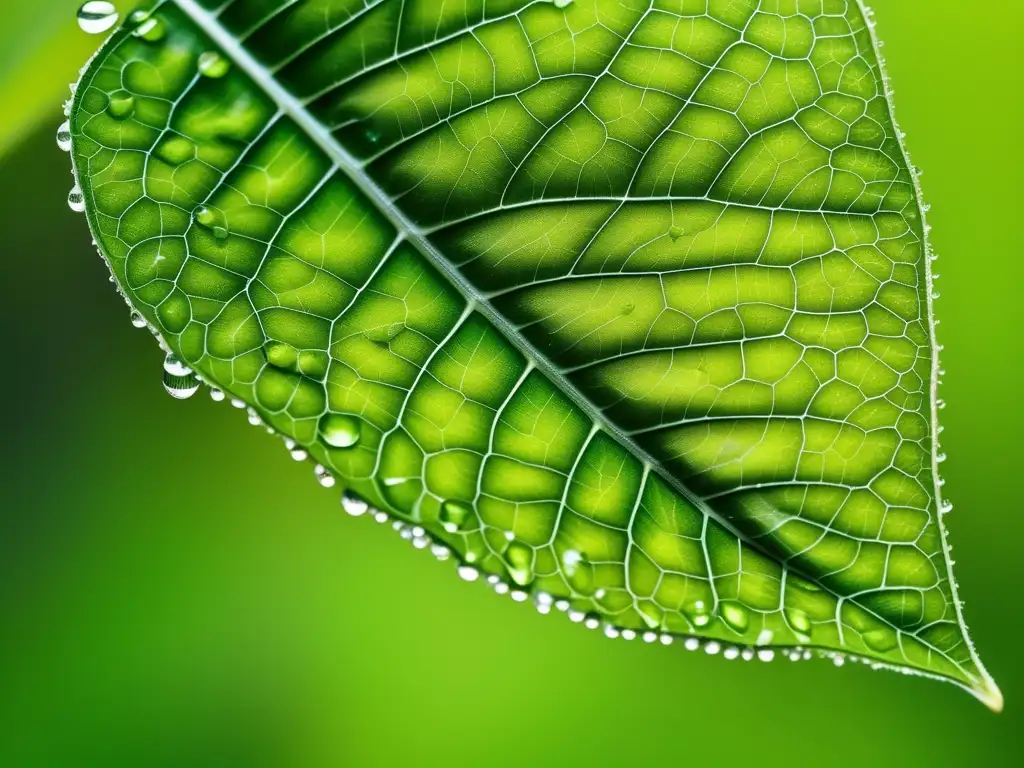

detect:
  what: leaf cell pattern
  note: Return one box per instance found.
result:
[68,0,999,706]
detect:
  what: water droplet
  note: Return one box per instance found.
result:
[129,310,147,329]
[724,646,740,660]
[504,541,534,586]
[755,629,774,646]
[132,14,165,42]
[704,641,721,655]
[314,464,335,488]
[684,600,710,627]
[56,120,72,152]
[552,0,573,8]
[862,628,898,653]
[757,648,775,662]
[319,414,361,448]
[457,565,479,582]
[583,613,601,630]
[439,500,472,533]
[163,370,199,400]
[741,648,755,661]
[431,543,451,561]
[341,491,368,517]
[192,206,228,239]
[197,51,230,78]
[363,322,404,344]
[155,135,195,166]
[67,185,85,213]
[210,388,225,402]
[785,607,812,636]
[163,352,191,377]
[561,548,583,575]
[77,2,118,34]
[833,655,846,667]
[105,90,135,120]
[720,602,749,634]
[621,629,636,641]
[684,637,700,651]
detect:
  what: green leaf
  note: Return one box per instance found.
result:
[66,0,1000,709]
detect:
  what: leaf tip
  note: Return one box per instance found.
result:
[970,676,1004,713]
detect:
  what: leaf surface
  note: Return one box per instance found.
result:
[67,0,1000,708]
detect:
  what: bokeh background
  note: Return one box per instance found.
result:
[1,1,1020,765]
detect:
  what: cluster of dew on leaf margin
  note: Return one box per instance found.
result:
[59,0,1002,707]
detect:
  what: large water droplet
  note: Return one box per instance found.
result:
[163,352,192,377]
[457,565,479,582]
[319,413,361,448]
[720,602,750,634]
[197,51,230,78]
[56,120,72,152]
[68,185,85,213]
[129,310,147,329]
[77,2,118,34]
[106,90,135,120]
[439,500,472,533]
[504,542,534,586]
[163,370,199,400]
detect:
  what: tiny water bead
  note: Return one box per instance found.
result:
[197,51,231,78]
[439,500,472,533]
[314,464,335,488]
[76,2,118,35]
[341,491,368,517]
[129,310,147,328]
[106,90,135,120]
[67,185,85,213]
[785,607,812,636]
[56,121,72,152]
[163,352,192,377]
[319,413,361,448]
[163,370,199,400]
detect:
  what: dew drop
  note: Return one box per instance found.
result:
[757,648,775,662]
[106,90,135,120]
[457,565,479,582]
[67,185,85,213]
[163,352,192,377]
[132,14,165,42]
[720,602,750,634]
[210,388,225,402]
[785,607,812,636]
[755,629,774,646]
[129,310,147,329]
[77,2,118,35]
[56,121,72,152]
[684,637,700,651]
[583,613,601,630]
[314,464,335,488]
[685,600,710,627]
[163,370,199,400]
[341,491,368,517]
[862,628,898,653]
[363,322,404,344]
[439,499,472,533]
[504,541,534,586]
[155,135,195,166]
[552,0,573,7]
[561,548,583,576]
[246,408,261,426]
[724,646,740,660]
[197,51,231,78]
[319,414,361,448]
[704,641,721,655]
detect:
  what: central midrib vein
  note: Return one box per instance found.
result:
[169,0,970,684]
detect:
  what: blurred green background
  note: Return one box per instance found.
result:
[0,1,1020,765]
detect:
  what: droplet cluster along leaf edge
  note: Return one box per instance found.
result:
[65,0,1001,710]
